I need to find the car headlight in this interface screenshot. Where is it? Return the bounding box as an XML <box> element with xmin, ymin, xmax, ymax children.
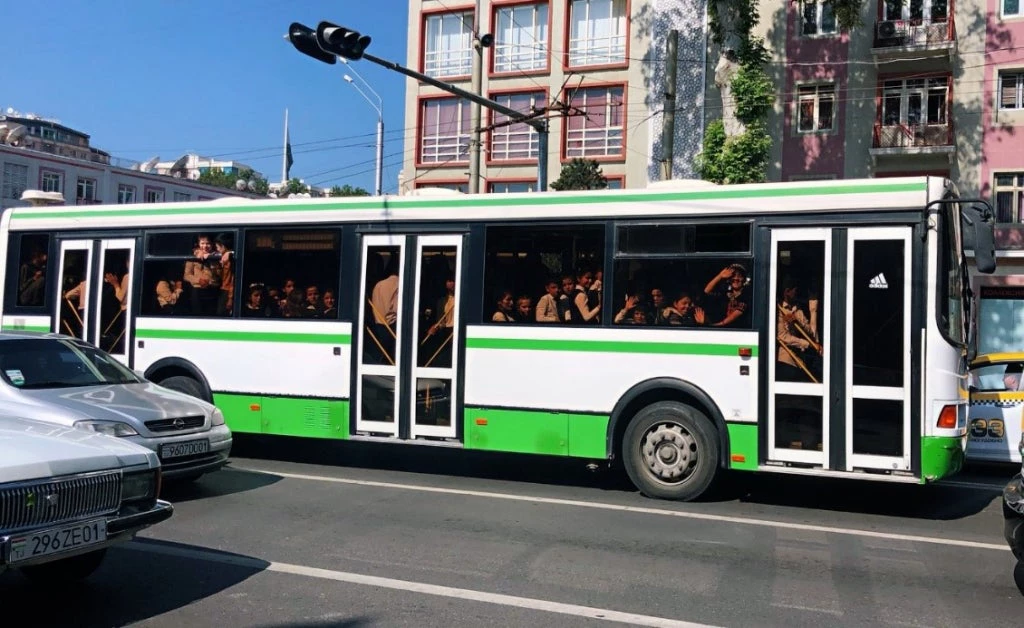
<box><xmin>211</xmin><ymin>408</ymin><xmax>225</xmax><ymax>426</ymax></box>
<box><xmin>74</xmin><ymin>420</ymin><xmax>139</xmax><ymax>437</ymax></box>
<box><xmin>1005</xmin><ymin>476</ymin><xmax>1024</xmax><ymax>515</ymax></box>
<box><xmin>122</xmin><ymin>469</ymin><xmax>158</xmax><ymax>502</ymax></box>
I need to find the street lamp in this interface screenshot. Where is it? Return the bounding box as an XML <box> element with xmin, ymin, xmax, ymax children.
<box><xmin>341</xmin><ymin>59</ymin><xmax>383</xmax><ymax>197</ymax></box>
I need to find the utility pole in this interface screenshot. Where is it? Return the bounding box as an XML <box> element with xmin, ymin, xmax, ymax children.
<box><xmin>287</xmin><ymin>20</ymin><xmax>550</xmax><ymax>190</ymax></box>
<box><xmin>660</xmin><ymin>30</ymin><xmax>678</xmax><ymax>181</ymax></box>
<box><xmin>468</xmin><ymin>1</ymin><xmax>483</xmax><ymax>194</ymax></box>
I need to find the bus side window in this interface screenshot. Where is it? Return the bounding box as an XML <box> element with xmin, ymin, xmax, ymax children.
<box><xmin>15</xmin><ymin>234</ymin><xmax>50</xmax><ymax>308</ymax></box>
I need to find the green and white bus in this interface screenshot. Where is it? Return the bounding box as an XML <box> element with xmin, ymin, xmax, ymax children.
<box><xmin>0</xmin><ymin>176</ymin><xmax>995</xmax><ymax>500</ymax></box>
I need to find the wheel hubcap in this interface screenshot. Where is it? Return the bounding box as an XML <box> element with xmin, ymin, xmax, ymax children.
<box><xmin>641</xmin><ymin>421</ymin><xmax>697</xmax><ymax>484</ymax></box>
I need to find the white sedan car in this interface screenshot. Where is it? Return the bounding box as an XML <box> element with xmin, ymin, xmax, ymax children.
<box><xmin>0</xmin><ymin>332</ymin><xmax>232</xmax><ymax>481</ymax></box>
<box><xmin>0</xmin><ymin>414</ymin><xmax>173</xmax><ymax>582</ymax></box>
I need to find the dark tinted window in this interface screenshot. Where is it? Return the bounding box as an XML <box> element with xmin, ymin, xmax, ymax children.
<box><xmin>141</xmin><ymin>231</ymin><xmax>237</xmax><ymax>317</ymax></box>
<box><xmin>14</xmin><ymin>233</ymin><xmax>50</xmax><ymax>308</ymax></box>
<box><xmin>616</xmin><ymin>223</ymin><xmax>750</xmax><ymax>256</ymax></box>
<box><xmin>241</xmin><ymin>229</ymin><xmax>341</xmax><ymax>319</ymax></box>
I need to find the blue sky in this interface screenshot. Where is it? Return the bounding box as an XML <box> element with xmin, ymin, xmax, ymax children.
<box><xmin>5</xmin><ymin>1</ymin><xmax>411</xmax><ymax>193</ymax></box>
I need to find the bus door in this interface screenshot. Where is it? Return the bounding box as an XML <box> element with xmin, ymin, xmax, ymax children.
<box><xmin>354</xmin><ymin>234</ymin><xmax>464</xmax><ymax>441</ymax></box>
<box><xmin>767</xmin><ymin>226</ymin><xmax>914</xmax><ymax>474</ymax></box>
<box><xmin>54</xmin><ymin>238</ymin><xmax>136</xmax><ymax>362</ymax></box>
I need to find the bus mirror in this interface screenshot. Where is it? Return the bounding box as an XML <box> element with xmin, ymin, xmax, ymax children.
<box><xmin>962</xmin><ymin>203</ymin><xmax>996</xmax><ymax>274</ymax></box>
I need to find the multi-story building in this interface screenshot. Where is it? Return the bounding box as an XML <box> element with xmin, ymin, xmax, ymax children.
<box><xmin>153</xmin><ymin>153</ymin><xmax>256</xmax><ymax>180</ymax></box>
<box><xmin>401</xmin><ymin>0</ymin><xmax>710</xmax><ymax>193</ymax></box>
<box><xmin>0</xmin><ymin>113</ymin><xmax>262</xmax><ymax>211</ymax></box>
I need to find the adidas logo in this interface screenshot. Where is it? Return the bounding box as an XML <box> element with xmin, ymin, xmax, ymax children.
<box><xmin>869</xmin><ymin>273</ymin><xmax>889</xmax><ymax>289</ymax></box>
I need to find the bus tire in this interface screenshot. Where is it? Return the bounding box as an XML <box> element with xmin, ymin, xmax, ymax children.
<box><xmin>622</xmin><ymin>401</ymin><xmax>720</xmax><ymax>501</ymax></box>
<box><xmin>159</xmin><ymin>375</ymin><xmax>205</xmax><ymax>401</ymax></box>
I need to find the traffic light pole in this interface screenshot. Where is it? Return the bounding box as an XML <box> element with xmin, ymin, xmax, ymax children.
<box><xmin>359</xmin><ymin>51</ymin><xmax>548</xmax><ymax>192</ymax></box>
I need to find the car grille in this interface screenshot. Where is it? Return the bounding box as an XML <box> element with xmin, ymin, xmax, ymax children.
<box><xmin>0</xmin><ymin>470</ymin><xmax>121</xmax><ymax>533</ymax></box>
<box><xmin>145</xmin><ymin>415</ymin><xmax>206</xmax><ymax>432</ymax></box>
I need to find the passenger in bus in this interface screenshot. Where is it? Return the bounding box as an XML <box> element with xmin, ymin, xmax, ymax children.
<box><xmin>776</xmin><ymin>277</ymin><xmax>822</xmax><ymax>383</ymax></box>
<box><xmin>648</xmin><ymin>288</ymin><xmax>667</xmax><ymax>325</ymax></box>
<box><xmin>514</xmin><ymin>295</ymin><xmax>533</xmax><ymax>323</ymax></box>
<box><xmin>614</xmin><ymin>294</ymin><xmax>640</xmax><ymax>324</ymax></box>
<box><xmin>18</xmin><ymin>248</ymin><xmax>47</xmax><ymax>307</ymax></box>
<box><xmin>535</xmin><ymin>280</ymin><xmax>560</xmax><ymax>323</ymax></box>
<box><xmin>492</xmin><ymin>290</ymin><xmax>515</xmax><ymax>322</ymax></box>
<box><xmin>368</xmin><ymin>257</ymin><xmax>400</xmax><ymax>362</ymax></box>
<box><xmin>303</xmin><ymin>285</ymin><xmax>321</xmax><ymax>318</ymax></box>
<box><xmin>570</xmin><ymin>271</ymin><xmax>601</xmax><ymax>324</ymax></box>
<box><xmin>704</xmin><ymin>264</ymin><xmax>750</xmax><ymax>327</ymax></box>
<box><xmin>321</xmin><ymin>290</ymin><xmax>337</xmax><ymax>319</ymax></box>
<box><xmin>278</xmin><ymin>278</ymin><xmax>297</xmax><ymax>313</ymax></box>
<box><xmin>215</xmin><ymin>233</ymin><xmax>234</xmax><ymax>315</ymax></box>
<box><xmin>242</xmin><ymin>284</ymin><xmax>269</xmax><ymax>317</ymax></box>
<box><xmin>663</xmin><ymin>293</ymin><xmax>706</xmax><ymax>326</ymax></box>
<box><xmin>184</xmin><ymin>234</ymin><xmax>222</xmax><ymax>316</ymax></box>
<box><xmin>557</xmin><ymin>275</ymin><xmax>575</xmax><ymax>323</ymax></box>
<box><xmin>155</xmin><ymin>275</ymin><xmax>184</xmax><ymax>313</ymax></box>
<box><xmin>282</xmin><ymin>291</ymin><xmax>305</xmax><ymax>318</ymax></box>
<box><xmin>427</xmin><ymin>275</ymin><xmax>456</xmax><ymax>335</ymax></box>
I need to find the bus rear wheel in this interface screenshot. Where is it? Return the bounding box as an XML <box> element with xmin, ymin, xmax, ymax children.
<box><xmin>622</xmin><ymin>401</ymin><xmax>719</xmax><ymax>501</ymax></box>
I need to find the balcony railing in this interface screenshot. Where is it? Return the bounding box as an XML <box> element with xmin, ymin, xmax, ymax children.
<box><xmin>872</xmin><ymin>122</ymin><xmax>952</xmax><ymax>150</ymax></box>
<box><xmin>873</xmin><ymin>17</ymin><xmax>955</xmax><ymax>58</ymax></box>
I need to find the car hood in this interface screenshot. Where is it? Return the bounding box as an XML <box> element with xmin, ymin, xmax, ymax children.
<box><xmin>6</xmin><ymin>382</ymin><xmax>212</xmax><ymax>428</ymax></box>
<box><xmin>0</xmin><ymin>415</ymin><xmax>157</xmax><ymax>484</ymax></box>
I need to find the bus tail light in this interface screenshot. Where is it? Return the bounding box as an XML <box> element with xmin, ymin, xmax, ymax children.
<box><xmin>937</xmin><ymin>405</ymin><xmax>958</xmax><ymax>429</ymax></box>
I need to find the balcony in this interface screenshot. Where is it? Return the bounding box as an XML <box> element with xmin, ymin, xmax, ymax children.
<box><xmin>869</xmin><ymin>123</ymin><xmax>956</xmax><ymax>162</ymax></box>
<box><xmin>872</xmin><ymin>17</ymin><xmax>955</xmax><ymax>63</ymax></box>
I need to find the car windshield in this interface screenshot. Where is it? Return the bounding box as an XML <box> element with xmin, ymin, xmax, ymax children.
<box><xmin>0</xmin><ymin>337</ymin><xmax>142</xmax><ymax>389</ymax></box>
<box><xmin>970</xmin><ymin>361</ymin><xmax>1024</xmax><ymax>392</ymax></box>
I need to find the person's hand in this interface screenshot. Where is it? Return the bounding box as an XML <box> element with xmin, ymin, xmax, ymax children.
<box><xmin>694</xmin><ymin>307</ymin><xmax>705</xmax><ymax>325</ymax></box>
<box><xmin>718</xmin><ymin>267</ymin><xmax>734</xmax><ymax>280</ymax></box>
<box><xmin>624</xmin><ymin>295</ymin><xmax>637</xmax><ymax>309</ymax></box>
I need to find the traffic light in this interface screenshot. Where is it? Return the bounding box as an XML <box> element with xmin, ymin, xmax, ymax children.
<box><xmin>316</xmin><ymin>21</ymin><xmax>371</xmax><ymax>61</ymax></box>
<box><xmin>288</xmin><ymin>22</ymin><xmax>336</xmax><ymax>65</ymax></box>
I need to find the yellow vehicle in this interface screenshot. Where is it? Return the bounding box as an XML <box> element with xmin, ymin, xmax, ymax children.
<box><xmin>967</xmin><ymin>353</ymin><xmax>1024</xmax><ymax>465</ymax></box>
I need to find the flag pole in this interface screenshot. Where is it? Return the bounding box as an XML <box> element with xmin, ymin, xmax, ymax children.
<box><xmin>280</xmin><ymin>107</ymin><xmax>288</xmax><ymax>183</ymax></box>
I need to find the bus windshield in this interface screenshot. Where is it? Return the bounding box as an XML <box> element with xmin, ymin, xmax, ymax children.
<box><xmin>938</xmin><ymin>204</ymin><xmax>967</xmax><ymax>347</ymax></box>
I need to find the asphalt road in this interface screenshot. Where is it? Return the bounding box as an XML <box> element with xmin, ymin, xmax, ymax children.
<box><xmin>2</xmin><ymin>438</ymin><xmax>1021</xmax><ymax>627</ymax></box>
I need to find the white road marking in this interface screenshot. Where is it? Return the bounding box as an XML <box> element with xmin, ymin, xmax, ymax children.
<box><xmin>935</xmin><ymin>480</ymin><xmax>1006</xmax><ymax>490</ymax></box>
<box><xmin>230</xmin><ymin>466</ymin><xmax>1010</xmax><ymax>552</ymax></box>
<box><xmin>124</xmin><ymin>542</ymin><xmax>719</xmax><ymax>628</ymax></box>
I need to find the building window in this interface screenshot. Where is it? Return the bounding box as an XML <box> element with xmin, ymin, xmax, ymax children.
<box><xmin>606</xmin><ymin>177</ymin><xmax>623</xmax><ymax>189</ymax></box>
<box><xmin>423</xmin><ymin>11</ymin><xmax>474</xmax><ymax>77</ymax></box>
<box><xmin>173</xmin><ymin>192</ymin><xmax>191</xmax><ymax>202</ymax></box>
<box><xmin>1000</xmin><ymin>71</ymin><xmax>1024</xmax><ymax>110</ymax></box>
<box><xmin>568</xmin><ymin>0</ymin><xmax>627</xmax><ymax>67</ymax></box>
<box><xmin>801</xmin><ymin>0</ymin><xmax>836</xmax><ymax>35</ymax></box>
<box><xmin>489</xmin><ymin>181</ymin><xmax>535</xmax><ymax>193</ymax></box>
<box><xmin>416</xmin><ymin>182</ymin><xmax>469</xmax><ymax>193</ymax></box>
<box><xmin>420</xmin><ymin>97</ymin><xmax>471</xmax><ymax>164</ymax></box>
<box><xmin>1005</xmin><ymin>0</ymin><xmax>1022</xmax><ymax>17</ymax></box>
<box><xmin>40</xmin><ymin>171</ymin><xmax>63</xmax><ymax>194</ymax></box>
<box><xmin>76</xmin><ymin>178</ymin><xmax>97</xmax><ymax>203</ymax></box>
<box><xmin>490</xmin><ymin>91</ymin><xmax>544</xmax><ymax>162</ymax></box>
<box><xmin>797</xmin><ymin>84</ymin><xmax>835</xmax><ymax>132</ymax></box>
<box><xmin>564</xmin><ymin>85</ymin><xmax>624</xmax><ymax>158</ymax></box>
<box><xmin>995</xmin><ymin>173</ymin><xmax>1024</xmax><ymax>223</ymax></box>
<box><xmin>494</xmin><ymin>3</ymin><xmax>549</xmax><ymax>73</ymax></box>
<box><xmin>2</xmin><ymin>162</ymin><xmax>28</xmax><ymax>200</ymax></box>
<box><xmin>117</xmin><ymin>184</ymin><xmax>136</xmax><ymax>204</ymax></box>
<box><xmin>885</xmin><ymin>0</ymin><xmax>949</xmax><ymax>21</ymax></box>
<box><xmin>882</xmin><ymin>77</ymin><xmax>949</xmax><ymax>127</ymax></box>
<box><xmin>145</xmin><ymin>187</ymin><xmax>165</xmax><ymax>203</ymax></box>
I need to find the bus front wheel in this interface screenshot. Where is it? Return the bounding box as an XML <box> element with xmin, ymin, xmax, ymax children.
<box><xmin>622</xmin><ymin>401</ymin><xmax>720</xmax><ymax>501</ymax></box>
<box><xmin>159</xmin><ymin>375</ymin><xmax>206</xmax><ymax>401</ymax></box>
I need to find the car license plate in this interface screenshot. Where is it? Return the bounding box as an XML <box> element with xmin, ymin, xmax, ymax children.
<box><xmin>8</xmin><ymin>519</ymin><xmax>107</xmax><ymax>564</ymax></box>
<box><xmin>160</xmin><ymin>439</ymin><xmax>209</xmax><ymax>459</ymax></box>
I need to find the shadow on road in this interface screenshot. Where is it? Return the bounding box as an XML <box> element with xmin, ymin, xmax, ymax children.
<box><xmin>230</xmin><ymin>434</ymin><xmax>1007</xmax><ymax>521</ymax></box>
<box><xmin>0</xmin><ymin>539</ymin><xmax>268</xmax><ymax>627</ymax></box>
<box><xmin>160</xmin><ymin>466</ymin><xmax>284</xmax><ymax>503</ymax></box>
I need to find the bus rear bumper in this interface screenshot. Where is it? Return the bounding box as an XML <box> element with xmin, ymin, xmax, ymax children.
<box><xmin>921</xmin><ymin>435</ymin><xmax>966</xmax><ymax>481</ymax></box>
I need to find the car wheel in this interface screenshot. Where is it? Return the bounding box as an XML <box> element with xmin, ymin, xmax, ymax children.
<box><xmin>159</xmin><ymin>375</ymin><xmax>206</xmax><ymax>401</ymax></box>
<box><xmin>622</xmin><ymin>401</ymin><xmax>720</xmax><ymax>501</ymax></box>
<box><xmin>21</xmin><ymin>548</ymin><xmax>107</xmax><ymax>583</ymax></box>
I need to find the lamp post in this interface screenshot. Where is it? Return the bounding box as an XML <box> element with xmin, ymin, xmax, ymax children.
<box><xmin>341</xmin><ymin>59</ymin><xmax>383</xmax><ymax>197</ymax></box>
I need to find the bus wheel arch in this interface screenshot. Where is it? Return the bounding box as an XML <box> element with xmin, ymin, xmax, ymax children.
<box><xmin>144</xmin><ymin>358</ymin><xmax>214</xmax><ymax>403</ymax></box>
<box><xmin>608</xmin><ymin>378</ymin><xmax>730</xmax><ymax>501</ymax></box>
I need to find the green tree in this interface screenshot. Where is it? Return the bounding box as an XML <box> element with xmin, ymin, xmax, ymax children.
<box><xmin>329</xmin><ymin>184</ymin><xmax>370</xmax><ymax>197</ymax></box>
<box><xmin>549</xmin><ymin>159</ymin><xmax>608</xmax><ymax>191</ymax></box>
<box><xmin>283</xmin><ymin>178</ymin><xmax>309</xmax><ymax>196</ymax></box>
<box><xmin>196</xmin><ymin>167</ymin><xmax>269</xmax><ymax>196</ymax></box>
<box><xmin>699</xmin><ymin>0</ymin><xmax>863</xmax><ymax>184</ymax></box>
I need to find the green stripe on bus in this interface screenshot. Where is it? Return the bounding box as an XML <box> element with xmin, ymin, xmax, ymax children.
<box><xmin>921</xmin><ymin>435</ymin><xmax>965</xmax><ymax>482</ymax></box>
<box><xmin>137</xmin><ymin>328</ymin><xmax>351</xmax><ymax>344</ymax></box>
<box><xmin>465</xmin><ymin>407</ymin><xmax>608</xmax><ymax>457</ymax></box>
<box><xmin>1</xmin><ymin>325</ymin><xmax>50</xmax><ymax>333</ymax></box>
<box><xmin>466</xmin><ymin>336</ymin><xmax>757</xmax><ymax>357</ymax></box>
<box><xmin>213</xmin><ymin>392</ymin><xmax>349</xmax><ymax>439</ymax></box>
<box><xmin>9</xmin><ymin>181</ymin><xmax>926</xmax><ymax>221</ymax></box>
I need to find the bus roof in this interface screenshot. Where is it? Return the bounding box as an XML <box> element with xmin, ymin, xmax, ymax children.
<box><xmin>3</xmin><ymin>176</ymin><xmax>947</xmax><ymax>231</ymax></box>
